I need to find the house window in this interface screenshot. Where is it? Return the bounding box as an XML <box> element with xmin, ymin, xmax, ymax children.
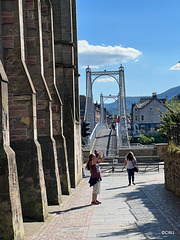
<box><xmin>135</xmin><ymin>116</ymin><xmax>137</xmax><ymax>121</ymax></box>
<box><xmin>135</xmin><ymin>108</ymin><xmax>137</xmax><ymax>111</ymax></box>
<box><xmin>149</xmin><ymin>107</ymin><xmax>152</xmax><ymax>111</ymax></box>
<box><xmin>141</xmin><ymin>115</ymin><xmax>144</xmax><ymax>121</ymax></box>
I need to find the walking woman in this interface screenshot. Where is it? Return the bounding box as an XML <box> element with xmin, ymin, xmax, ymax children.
<box><xmin>124</xmin><ymin>151</ymin><xmax>137</xmax><ymax>186</ymax></box>
<box><xmin>86</xmin><ymin>151</ymin><xmax>104</xmax><ymax>205</ymax></box>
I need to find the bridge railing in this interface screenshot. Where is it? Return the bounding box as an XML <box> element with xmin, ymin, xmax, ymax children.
<box><xmin>116</xmin><ymin>122</ymin><xmax>120</xmax><ymax>147</ymax></box>
<box><xmin>88</xmin><ymin>123</ymin><xmax>108</xmax><ymax>151</ymax></box>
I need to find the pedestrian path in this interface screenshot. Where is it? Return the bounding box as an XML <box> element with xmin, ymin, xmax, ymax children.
<box><xmin>28</xmin><ymin>167</ymin><xmax>180</xmax><ymax>240</ymax></box>
<box><xmin>92</xmin><ymin>129</ymin><xmax>111</xmax><ymax>154</ymax></box>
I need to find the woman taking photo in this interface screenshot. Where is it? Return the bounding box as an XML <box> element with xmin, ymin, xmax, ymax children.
<box><xmin>86</xmin><ymin>151</ymin><xmax>104</xmax><ymax>205</ymax></box>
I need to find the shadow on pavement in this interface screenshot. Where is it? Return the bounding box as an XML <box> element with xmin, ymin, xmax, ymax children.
<box><xmin>49</xmin><ymin>204</ymin><xmax>91</xmax><ymax>215</ymax></box>
<box><xmin>97</xmin><ymin>221</ymin><xmax>172</xmax><ymax>239</ymax></box>
<box><xmin>96</xmin><ymin>135</ymin><xmax>110</xmax><ymax>139</ymax></box>
<box><xmin>106</xmin><ymin>183</ymin><xmax>180</xmax><ymax>239</ymax></box>
<box><xmin>106</xmin><ymin>185</ymin><xmax>129</xmax><ymax>190</ymax></box>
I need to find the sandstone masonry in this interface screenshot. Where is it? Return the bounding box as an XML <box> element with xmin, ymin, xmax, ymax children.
<box><xmin>0</xmin><ymin>0</ymin><xmax>82</xmax><ymax>239</ymax></box>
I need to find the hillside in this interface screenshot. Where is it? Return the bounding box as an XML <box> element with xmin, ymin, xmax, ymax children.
<box><xmin>105</xmin><ymin>85</ymin><xmax>180</xmax><ymax>114</ymax></box>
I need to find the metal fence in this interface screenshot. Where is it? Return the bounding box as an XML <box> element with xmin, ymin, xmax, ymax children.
<box><xmin>168</xmin><ymin>124</ymin><xmax>180</xmax><ymax>145</ymax></box>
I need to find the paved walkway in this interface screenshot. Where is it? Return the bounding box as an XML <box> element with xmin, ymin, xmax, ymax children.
<box><xmin>27</xmin><ymin>166</ymin><xmax>180</xmax><ymax>240</ymax></box>
<box><xmin>92</xmin><ymin>128</ymin><xmax>117</xmax><ymax>157</ymax></box>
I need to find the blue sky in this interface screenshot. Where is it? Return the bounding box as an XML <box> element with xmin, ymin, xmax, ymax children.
<box><xmin>77</xmin><ymin>0</ymin><xmax>180</xmax><ymax>104</ymax></box>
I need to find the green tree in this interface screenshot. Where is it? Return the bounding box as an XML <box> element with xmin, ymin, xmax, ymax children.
<box><xmin>158</xmin><ymin>98</ymin><xmax>180</xmax><ymax>139</ymax></box>
<box><xmin>137</xmin><ymin>134</ymin><xmax>154</xmax><ymax>145</ymax></box>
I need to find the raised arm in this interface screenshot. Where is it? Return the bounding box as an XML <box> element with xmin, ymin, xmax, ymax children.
<box><xmin>97</xmin><ymin>152</ymin><xmax>105</xmax><ymax>164</ymax></box>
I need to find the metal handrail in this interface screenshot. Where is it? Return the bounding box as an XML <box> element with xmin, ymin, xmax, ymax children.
<box><xmin>88</xmin><ymin>123</ymin><xmax>108</xmax><ymax>150</ymax></box>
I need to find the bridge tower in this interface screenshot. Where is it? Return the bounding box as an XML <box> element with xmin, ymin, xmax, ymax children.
<box><xmin>84</xmin><ymin>66</ymin><xmax>95</xmax><ymax>131</ymax></box>
<box><xmin>100</xmin><ymin>93</ymin><xmax>104</xmax><ymax>123</ymax></box>
<box><xmin>84</xmin><ymin>65</ymin><xmax>129</xmax><ymax>146</ymax></box>
<box><xmin>118</xmin><ymin>65</ymin><xmax>129</xmax><ymax>146</ymax></box>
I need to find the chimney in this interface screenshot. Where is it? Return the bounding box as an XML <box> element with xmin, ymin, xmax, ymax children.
<box><xmin>152</xmin><ymin>92</ymin><xmax>157</xmax><ymax>99</ymax></box>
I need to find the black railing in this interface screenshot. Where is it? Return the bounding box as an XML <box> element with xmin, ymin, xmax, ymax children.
<box><xmin>168</xmin><ymin>124</ymin><xmax>180</xmax><ymax>145</ymax></box>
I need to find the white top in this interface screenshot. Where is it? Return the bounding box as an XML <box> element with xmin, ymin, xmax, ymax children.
<box><xmin>126</xmin><ymin>158</ymin><xmax>136</xmax><ymax>169</ymax></box>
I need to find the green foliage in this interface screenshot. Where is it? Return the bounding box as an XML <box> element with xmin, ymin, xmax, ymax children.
<box><xmin>165</xmin><ymin>142</ymin><xmax>180</xmax><ymax>156</ymax></box>
<box><xmin>138</xmin><ymin>134</ymin><xmax>154</xmax><ymax>144</ymax></box>
<box><xmin>152</xmin><ymin>135</ymin><xmax>167</xmax><ymax>143</ymax></box>
<box><xmin>158</xmin><ymin>98</ymin><xmax>180</xmax><ymax>139</ymax></box>
<box><xmin>130</xmin><ymin>134</ymin><xmax>153</xmax><ymax>144</ymax></box>
<box><xmin>130</xmin><ymin>134</ymin><xmax>167</xmax><ymax>144</ymax></box>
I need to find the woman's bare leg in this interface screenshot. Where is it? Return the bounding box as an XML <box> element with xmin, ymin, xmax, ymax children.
<box><xmin>92</xmin><ymin>193</ymin><xmax>97</xmax><ymax>202</ymax></box>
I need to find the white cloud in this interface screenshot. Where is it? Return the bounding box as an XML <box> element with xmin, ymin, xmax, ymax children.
<box><xmin>135</xmin><ymin>59</ymin><xmax>140</xmax><ymax>62</ymax></box>
<box><xmin>78</xmin><ymin>40</ymin><xmax>142</xmax><ymax>69</ymax></box>
<box><xmin>170</xmin><ymin>62</ymin><xmax>180</xmax><ymax>70</ymax></box>
<box><xmin>81</xmin><ymin>65</ymin><xmax>99</xmax><ymax>69</ymax></box>
<box><xmin>96</xmin><ymin>77</ymin><xmax>116</xmax><ymax>83</ymax></box>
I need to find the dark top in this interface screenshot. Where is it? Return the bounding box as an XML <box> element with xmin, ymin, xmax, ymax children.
<box><xmin>89</xmin><ymin>160</ymin><xmax>101</xmax><ymax>179</ymax></box>
<box><xmin>88</xmin><ymin>160</ymin><xmax>102</xmax><ymax>186</ymax></box>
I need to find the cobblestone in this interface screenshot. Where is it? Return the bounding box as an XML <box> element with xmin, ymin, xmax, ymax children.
<box><xmin>28</xmin><ymin>167</ymin><xmax>180</xmax><ymax>240</ymax></box>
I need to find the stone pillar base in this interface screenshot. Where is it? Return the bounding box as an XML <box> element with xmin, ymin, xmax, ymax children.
<box><xmin>0</xmin><ymin>147</ymin><xmax>24</xmax><ymax>239</ymax></box>
<box><xmin>11</xmin><ymin>139</ymin><xmax>48</xmax><ymax>221</ymax></box>
<box><xmin>38</xmin><ymin>136</ymin><xmax>62</xmax><ymax>205</ymax></box>
<box><xmin>54</xmin><ymin>135</ymin><xmax>71</xmax><ymax>195</ymax></box>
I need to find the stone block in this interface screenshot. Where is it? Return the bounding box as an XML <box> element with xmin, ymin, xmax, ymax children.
<box><xmin>37</xmin><ymin>119</ymin><xmax>45</xmax><ymax>128</ymax></box>
<box><xmin>27</xmin><ymin>56</ymin><xmax>37</xmax><ymax>65</ymax></box>
<box><xmin>1</xmin><ymin>11</ymin><xmax>14</xmax><ymax>24</ymax></box>
<box><xmin>25</xmin><ymin>0</ymin><xmax>34</xmax><ymax>10</ymax></box>
<box><xmin>26</xmin><ymin>18</ymin><xmax>36</xmax><ymax>29</ymax></box>
<box><xmin>26</xmin><ymin>38</ymin><xmax>36</xmax><ymax>47</ymax></box>
<box><xmin>2</xmin><ymin>36</ymin><xmax>14</xmax><ymax>48</ymax></box>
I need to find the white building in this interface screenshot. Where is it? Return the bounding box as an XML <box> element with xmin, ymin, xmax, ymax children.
<box><xmin>131</xmin><ymin>93</ymin><xmax>167</xmax><ymax>135</ymax></box>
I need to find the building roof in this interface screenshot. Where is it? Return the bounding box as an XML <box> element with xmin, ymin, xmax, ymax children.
<box><xmin>135</xmin><ymin>100</ymin><xmax>151</xmax><ymax>109</ymax></box>
<box><xmin>133</xmin><ymin>92</ymin><xmax>167</xmax><ymax>110</ymax></box>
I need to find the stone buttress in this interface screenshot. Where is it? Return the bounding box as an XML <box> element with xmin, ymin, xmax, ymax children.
<box><xmin>51</xmin><ymin>0</ymin><xmax>82</xmax><ymax>188</ymax></box>
<box><xmin>24</xmin><ymin>0</ymin><xmax>62</xmax><ymax>205</ymax></box>
<box><xmin>2</xmin><ymin>0</ymin><xmax>48</xmax><ymax>221</ymax></box>
<box><xmin>0</xmin><ymin>60</ymin><xmax>24</xmax><ymax>239</ymax></box>
<box><xmin>41</xmin><ymin>0</ymin><xmax>71</xmax><ymax>195</ymax></box>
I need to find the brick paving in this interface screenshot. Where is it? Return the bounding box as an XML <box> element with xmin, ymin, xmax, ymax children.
<box><xmin>30</xmin><ymin>178</ymin><xmax>93</xmax><ymax>240</ymax></box>
<box><xmin>29</xmin><ymin>166</ymin><xmax>180</xmax><ymax>240</ymax></box>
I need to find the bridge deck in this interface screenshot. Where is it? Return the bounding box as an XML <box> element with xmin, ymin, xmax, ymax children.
<box><xmin>92</xmin><ymin>128</ymin><xmax>117</xmax><ymax>156</ymax></box>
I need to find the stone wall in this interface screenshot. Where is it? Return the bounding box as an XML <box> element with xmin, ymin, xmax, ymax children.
<box><xmin>0</xmin><ymin>60</ymin><xmax>24</xmax><ymax>240</ymax></box>
<box><xmin>156</xmin><ymin>143</ymin><xmax>168</xmax><ymax>161</ymax></box>
<box><xmin>0</xmin><ymin>0</ymin><xmax>82</xmax><ymax>238</ymax></box>
<box><xmin>163</xmin><ymin>146</ymin><xmax>180</xmax><ymax>199</ymax></box>
<box><xmin>2</xmin><ymin>0</ymin><xmax>49</xmax><ymax>222</ymax></box>
<box><xmin>51</xmin><ymin>0</ymin><xmax>82</xmax><ymax>188</ymax></box>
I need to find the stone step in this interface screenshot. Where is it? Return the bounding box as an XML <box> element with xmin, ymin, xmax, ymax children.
<box><xmin>104</xmin><ymin>155</ymin><xmax>161</xmax><ymax>163</ymax></box>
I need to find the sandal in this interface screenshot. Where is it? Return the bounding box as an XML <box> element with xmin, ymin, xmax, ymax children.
<box><xmin>96</xmin><ymin>200</ymin><xmax>101</xmax><ymax>204</ymax></box>
<box><xmin>91</xmin><ymin>201</ymin><xmax>99</xmax><ymax>205</ymax></box>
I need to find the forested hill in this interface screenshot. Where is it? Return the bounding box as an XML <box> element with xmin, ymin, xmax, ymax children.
<box><xmin>105</xmin><ymin>85</ymin><xmax>180</xmax><ymax>114</ymax></box>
